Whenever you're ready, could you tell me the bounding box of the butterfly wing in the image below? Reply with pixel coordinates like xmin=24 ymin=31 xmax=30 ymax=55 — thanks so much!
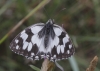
xmin=46 ymin=24 xmax=75 ymax=61
xmin=10 ymin=23 xmax=46 ymax=60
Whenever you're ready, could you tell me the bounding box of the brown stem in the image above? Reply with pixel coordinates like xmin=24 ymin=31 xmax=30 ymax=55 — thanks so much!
xmin=86 ymin=56 xmax=98 ymax=71
xmin=40 ymin=59 xmax=55 ymax=71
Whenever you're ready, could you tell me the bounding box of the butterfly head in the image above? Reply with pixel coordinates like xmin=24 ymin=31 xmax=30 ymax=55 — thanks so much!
xmin=44 ymin=19 xmax=55 ymax=30
xmin=46 ymin=19 xmax=55 ymax=25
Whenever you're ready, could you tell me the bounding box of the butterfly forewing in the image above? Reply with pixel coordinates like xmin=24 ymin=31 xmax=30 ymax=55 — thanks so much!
xmin=10 ymin=20 xmax=75 ymax=61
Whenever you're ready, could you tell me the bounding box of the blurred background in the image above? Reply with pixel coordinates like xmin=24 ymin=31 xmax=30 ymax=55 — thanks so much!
xmin=0 ymin=0 xmax=100 ymax=71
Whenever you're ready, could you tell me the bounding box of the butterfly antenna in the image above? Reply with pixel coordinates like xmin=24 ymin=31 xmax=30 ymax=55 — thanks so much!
xmin=54 ymin=8 xmax=66 ymax=21
xmin=62 ymin=24 xmax=64 ymax=27
xmin=52 ymin=19 xmax=55 ymax=24
xmin=43 ymin=7 xmax=51 ymax=20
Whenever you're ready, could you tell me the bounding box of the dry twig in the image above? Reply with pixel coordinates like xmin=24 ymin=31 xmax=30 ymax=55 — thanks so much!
xmin=86 ymin=56 xmax=98 ymax=71
xmin=41 ymin=59 xmax=55 ymax=71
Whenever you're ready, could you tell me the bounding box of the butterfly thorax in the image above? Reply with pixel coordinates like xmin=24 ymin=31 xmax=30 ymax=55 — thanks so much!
xmin=38 ymin=20 xmax=55 ymax=48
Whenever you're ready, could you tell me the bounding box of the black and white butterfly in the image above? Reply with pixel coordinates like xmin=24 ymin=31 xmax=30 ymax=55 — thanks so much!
xmin=10 ymin=19 xmax=75 ymax=61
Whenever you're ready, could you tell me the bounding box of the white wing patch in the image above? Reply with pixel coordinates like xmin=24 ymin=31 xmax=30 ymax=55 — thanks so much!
xmin=53 ymin=27 xmax=62 ymax=36
xmin=23 ymin=42 xmax=28 ymax=50
xmin=46 ymin=36 xmax=59 ymax=53
xmin=27 ymin=42 xmax=32 ymax=52
xmin=31 ymin=26 xmax=43 ymax=34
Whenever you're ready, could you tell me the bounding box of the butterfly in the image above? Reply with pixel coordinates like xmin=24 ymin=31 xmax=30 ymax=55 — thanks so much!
xmin=10 ymin=19 xmax=75 ymax=61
